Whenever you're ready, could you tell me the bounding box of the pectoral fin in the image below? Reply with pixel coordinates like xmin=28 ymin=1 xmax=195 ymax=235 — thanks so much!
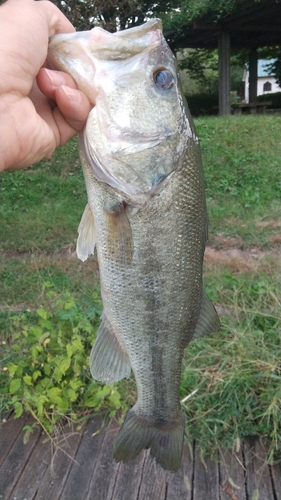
xmin=191 ymin=290 xmax=220 ymax=342
xmin=76 ymin=203 xmax=96 ymax=262
xmin=90 ymin=314 xmax=131 ymax=384
xmin=104 ymin=201 xmax=133 ymax=265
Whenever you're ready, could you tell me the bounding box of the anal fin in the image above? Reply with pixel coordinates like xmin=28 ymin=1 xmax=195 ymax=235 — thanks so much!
xmin=90 ymin=314 xmax=131 ymax=384
xmin=76 ymin=203 xmax=96 ymax=262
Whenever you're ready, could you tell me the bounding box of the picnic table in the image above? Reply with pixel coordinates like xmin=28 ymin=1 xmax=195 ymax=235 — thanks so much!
xmin=232 ymin=101 xmax=272 ymax=114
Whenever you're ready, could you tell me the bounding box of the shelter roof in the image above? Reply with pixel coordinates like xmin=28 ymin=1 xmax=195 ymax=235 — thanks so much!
xmin=166 ymin=0 xmax=281 ymax=50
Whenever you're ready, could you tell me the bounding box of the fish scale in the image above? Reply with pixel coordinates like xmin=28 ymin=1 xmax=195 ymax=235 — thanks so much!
xmin=48 ymin=18 xmax=220 ymax=473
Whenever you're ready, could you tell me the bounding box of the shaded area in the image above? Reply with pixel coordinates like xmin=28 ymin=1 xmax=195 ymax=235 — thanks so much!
xmin=166 ymin=0 xmax=281 ymax=115
xmin=167 ymin=0 xmax=281 ymax=50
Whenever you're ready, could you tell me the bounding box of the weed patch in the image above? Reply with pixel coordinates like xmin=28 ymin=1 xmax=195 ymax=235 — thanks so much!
xmin=0 ymin=286 xmax=129 ymax=432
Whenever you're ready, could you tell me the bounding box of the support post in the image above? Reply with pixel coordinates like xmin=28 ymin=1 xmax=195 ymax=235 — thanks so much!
xmin=249 ymin=49 xmax=258 ymax=103
xmin=218 ymin=32 xmax=231 ymax=116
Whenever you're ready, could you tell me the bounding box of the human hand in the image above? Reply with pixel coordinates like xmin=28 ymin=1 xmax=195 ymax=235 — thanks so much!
xmin=0 ymin=0 xmax=91 ymax=171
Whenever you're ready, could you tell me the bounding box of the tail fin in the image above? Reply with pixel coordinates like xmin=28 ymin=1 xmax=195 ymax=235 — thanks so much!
xmin=113 ymin=408 xmax=185 ymax=473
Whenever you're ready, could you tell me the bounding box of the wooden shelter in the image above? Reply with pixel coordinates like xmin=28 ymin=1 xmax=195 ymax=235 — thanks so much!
xmin=166 ymin=0 xmax=281 ymax=115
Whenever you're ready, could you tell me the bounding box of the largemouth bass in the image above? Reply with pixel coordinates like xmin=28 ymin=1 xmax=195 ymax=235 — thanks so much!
xmin=48 ymin=19 xmax=220 ymax=473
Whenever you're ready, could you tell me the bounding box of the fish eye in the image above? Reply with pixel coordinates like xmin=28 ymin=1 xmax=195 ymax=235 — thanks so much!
xmin=153 ymin=69 xmax=174 ymax=90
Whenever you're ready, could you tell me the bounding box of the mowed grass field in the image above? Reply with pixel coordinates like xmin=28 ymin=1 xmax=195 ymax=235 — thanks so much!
xmin=0 ymin=115 xmax=280 ymax=459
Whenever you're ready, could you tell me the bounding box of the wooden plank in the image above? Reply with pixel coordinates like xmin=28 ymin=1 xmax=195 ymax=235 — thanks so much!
xmin=7 ymin=430 xmax=51 ymax=500
xmin=270 ymin=461 xmax=281 ymax=500
xmin=0 ymin=414 xmax=28 ymax=467
xmin=193 ymin=443 xmax=219 ymax=500
xmin=244 ymin=437 xmax=275 ymax=500
xmin=0 ymin=417 xmax=41 ymax=499
xmin=109 ymin=450 xmax=146 ymax=500
xmin=34 ymin=422 xmax=85 ymax=500
xmin=84 ymin=420 xmax=120 ymax=500
xmin=58 ymin=417 xmax=106 ymax=500
xmin=137 ymin=451 xmax=168 ymax=500
xmin=165 ymin=443 xmax=193 ymax=500
xmin=219 ymin=447 xmax=247 ymax=500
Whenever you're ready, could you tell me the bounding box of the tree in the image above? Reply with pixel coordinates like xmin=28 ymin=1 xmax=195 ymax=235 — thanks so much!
xmin=272 ymin=58 xmax=281 ymax=87
xmin=46 ymin=0 xmax=179 ymax=32
xmin=264 ymin=58 xmax=281 ymax=88
xmin=178 ymin=48 xmax=219 ymax=93
xmin=154 ymin=0 xmax=237 ymax=40
xmin=38 ymin=0 xmax=238 ymax=33
xmin=45 ymin=0 xmax=144 ymax=31
xmin=178 ymin=48 xmax=245 ymax=96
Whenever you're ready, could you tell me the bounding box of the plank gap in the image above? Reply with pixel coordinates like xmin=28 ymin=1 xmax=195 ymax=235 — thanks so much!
xmin=33 ymin=421 xmax=85 ymax=500
xmin=0 ymin=414 xmax=29 ymax=468
xmin=243 ymin=437 xmax=275 ymax=500
xmin=58 ymin=417 xmax=106 ymax=500
xmin=10 ymin=426 xmax=43 ymax=497
xmin=269 ymin=463 xmax=280 ymax=500
xmin=135 ymin=449 xmax=148 ymax=500
xmin=1 ymin=418 xmax=42 ymax=499
xmin=191 ymin=440 xmax=196 ymax=500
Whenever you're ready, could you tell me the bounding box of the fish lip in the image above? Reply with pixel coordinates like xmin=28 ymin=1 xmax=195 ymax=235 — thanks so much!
xmin=48 ymin=31 xmax=90 ymax=46
xmin=49 ymin=18 xmax=163 ymax=61
xmin=49 ymin=18 xmax=163 ymax=45
xmin=113 ymin=18 xmax=162 ymax=38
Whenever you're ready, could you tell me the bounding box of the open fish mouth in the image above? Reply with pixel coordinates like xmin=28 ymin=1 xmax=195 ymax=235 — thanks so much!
xmin=48 ymin=19 xmax=164 ymax=104
xmin=49 ymin=18 xmax=186 ymax=202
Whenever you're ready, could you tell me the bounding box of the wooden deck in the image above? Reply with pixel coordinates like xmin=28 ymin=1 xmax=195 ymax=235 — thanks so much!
xmin=0 ymin=412 xmax=280 ymax=500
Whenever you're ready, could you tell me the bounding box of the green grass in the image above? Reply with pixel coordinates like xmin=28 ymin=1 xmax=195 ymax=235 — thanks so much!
xmin=197 ymin=115 xmax=281 ymax=246
xmin=182 ymin=270 xmax=281 ymax=459
xmin=0 ymin=139 xmax=86 ymax=253
xmin=0 ymin=115 xmax=280 ymax=460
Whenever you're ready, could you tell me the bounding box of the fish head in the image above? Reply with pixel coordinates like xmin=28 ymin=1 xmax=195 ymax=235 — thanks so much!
xmin=48 ymin=19 xmax=197 ymax=202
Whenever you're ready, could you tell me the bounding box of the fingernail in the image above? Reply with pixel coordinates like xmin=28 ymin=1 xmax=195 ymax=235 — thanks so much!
xmin=61 ymin=85 xmax=81 ymax=103
xmin=44 ymin=68 xmax=64 ymax=87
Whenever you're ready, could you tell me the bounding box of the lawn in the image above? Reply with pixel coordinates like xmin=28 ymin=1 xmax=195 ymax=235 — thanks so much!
xmin=0 ymin=115 xmax=280 ymax=459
